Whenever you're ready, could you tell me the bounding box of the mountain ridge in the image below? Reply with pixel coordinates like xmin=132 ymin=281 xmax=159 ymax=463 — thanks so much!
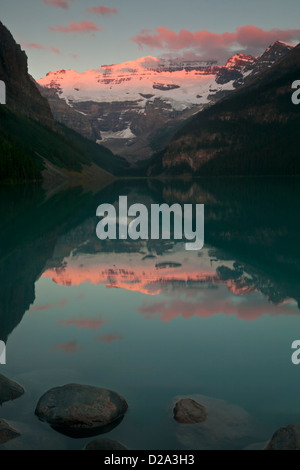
xmin=36 ymin=41 xmax=295 ymax=161
xmin=0 ymin=21 xmax=55 ymax=129
xmin=147 ymin=43 xmax=300 ymax=176
xmin=0 ymin=21 xmax=128 ymax=182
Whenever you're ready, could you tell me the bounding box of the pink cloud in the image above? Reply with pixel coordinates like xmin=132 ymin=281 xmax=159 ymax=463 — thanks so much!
xmin=20 ymin=42 xmax=61 ymax=54
xmin=86 ymin=5 xmax=118 ymax=15
xmin=43 ymin=0 xmax=74 ymax=9
xmin=138 ymin=298 xmax=297 ymax=323
xmin=51 ymin=47 xmax=61 ymax=54
xmin=58 ymin=315 xmax=107 ymax=330
xmin=29 ymin=299 xmax=66 ymax=312
xmin=96 ymin=334 xmax=124 ymax=343
xmin=52 ymin=340 xmax=81 ymax=354
xmin=20 ymin=42 xmax=45 ymax=50
xmin=29 ymin=303 xmax=52 ymax=311
xmin=48 ymin=21 xmax=104 ymax=34
xmin=131 ymin=25 xmax=300 ymax=56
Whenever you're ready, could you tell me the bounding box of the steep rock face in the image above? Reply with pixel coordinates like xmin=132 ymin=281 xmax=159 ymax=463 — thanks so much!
xmin=37 ymin=84 xmax=100 ymax=141
xmin=245 ymin=40 xmax=295 ymax=77
xmin=148 ymin=43 xmax=300 ymax=176
xmin=215 ymin=54 xmax=255 ymax=85
xmin=0 ymin=21 xmax=54 ymax=128
xmin=0 ymin=22 xmax=127 ymax=179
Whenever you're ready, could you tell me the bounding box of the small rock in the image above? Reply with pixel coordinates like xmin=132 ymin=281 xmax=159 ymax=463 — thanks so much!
xmin=85 ymin=438 xmax=128 ymax=450
xmin=173 ymin=398 xmax=207 ymax=424
xmin=172 ymin=394 xmax=259 ymax=450
xmin=0 ymin=419 xmax=21 ymax=444
xmin=35 ymin=383 xmax=128 ymax=438
xmin=265 ymin=424 xmax=300 ymax=450
xmin=0 ymin=374 xmax=25 ymax=404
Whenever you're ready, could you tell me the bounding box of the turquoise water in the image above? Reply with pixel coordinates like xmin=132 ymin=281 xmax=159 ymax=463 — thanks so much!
xmin=0 ymin=178 xmax=299 ymax=450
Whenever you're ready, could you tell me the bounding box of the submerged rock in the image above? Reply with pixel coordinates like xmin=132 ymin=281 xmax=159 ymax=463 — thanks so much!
xmin=0 ymin=374 xmax=25 ymax=404
xmin=173 ymin=398 xmax=207 ymax=424
xmin=35 ymin=383 xmax=128 ymax=438
xmin=265 ymin=424 xmax=300 ymax=450
xmin=171 ymin=394 xmax=261 ymax=450
xmin=0 ymin=419 xmax=20 ymax=444
xmin=85 ymin=438 xmax=128 ymax=450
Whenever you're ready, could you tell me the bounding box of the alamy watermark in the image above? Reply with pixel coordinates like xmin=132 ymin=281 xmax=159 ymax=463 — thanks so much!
xmin=291 ymin=80 xmax=300 ymax=105
xmin=0 ymin=80 xmax=6 ymax=105
xmin=96 ymin=196 xmax=204 ymax=251
xmin=0 ymin=341 xmax=6 ymax=365
xmin=291 ymin=340 xmax=300 ymax=365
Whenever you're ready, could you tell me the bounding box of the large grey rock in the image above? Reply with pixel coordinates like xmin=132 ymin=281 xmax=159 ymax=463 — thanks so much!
xmin=0 ymin=419 xmax=20 ymax=444
xmin=173 ymin=398 xmax=207 ymax=424
xmin=0 ymin=374 xmax=25 ymax=404
xmin=265 ymin=424 xmax=300 ymax=450
xmin=35 ymin=384 xmax=128 ymax=438
xmin=85 ymin=438 xmax=128 ymax=450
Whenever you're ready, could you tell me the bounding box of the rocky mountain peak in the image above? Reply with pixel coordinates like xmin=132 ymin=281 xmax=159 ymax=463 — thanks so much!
xmin=225 ymin=53 xmax=256 ymax=69
xmin=243 ymin=40 xmax=295 ymax=78
xmin=265 ymin=40 xmax=295 ymax=54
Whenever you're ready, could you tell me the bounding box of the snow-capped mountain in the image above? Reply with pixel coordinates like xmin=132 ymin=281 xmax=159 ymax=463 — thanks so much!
xmin=37 ymin=41 xmax=294 ymax=161
xmin=38 ymin=56 xmax=240 ymax=108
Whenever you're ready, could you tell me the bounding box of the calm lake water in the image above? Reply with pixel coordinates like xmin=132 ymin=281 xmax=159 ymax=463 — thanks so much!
xmin=0 ymin=177 xmax=299 ymax=450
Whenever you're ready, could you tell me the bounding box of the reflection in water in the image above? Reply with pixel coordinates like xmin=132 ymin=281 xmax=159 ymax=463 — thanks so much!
xmin=51 ymin=340 xmax=82 ymax=355
xmin=42 ymin=246 xmax=297 ymax=321
xmin=0 ymin=177 xmax=299 ymax=449
xmin=0 ymin=185 xmax=97 ymax=343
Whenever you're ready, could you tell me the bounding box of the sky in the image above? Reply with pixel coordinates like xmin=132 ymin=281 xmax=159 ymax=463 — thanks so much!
xmin=1 ymin=0 xmax=300 ymax=78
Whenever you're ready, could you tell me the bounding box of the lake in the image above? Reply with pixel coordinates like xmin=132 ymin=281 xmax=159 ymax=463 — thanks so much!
xmin=0 ymin=177 xmax=299 ymax=450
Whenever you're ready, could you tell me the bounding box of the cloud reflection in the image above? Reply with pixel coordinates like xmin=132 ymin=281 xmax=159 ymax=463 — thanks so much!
xmin=58 ymin=315 xmax=106 ymax=330
xmin=51 ymin=340 xmax=82 ymax=354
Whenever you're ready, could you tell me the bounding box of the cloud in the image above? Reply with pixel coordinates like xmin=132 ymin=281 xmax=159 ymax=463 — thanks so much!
xmin=58 ymin=315 xmax=107 ymax=330
xmin=48 ymin=21 xmax=104 ymax=34
xmin=96 ymin=334 xmax=124 ymax=343
xmin=131 ymin=25 xmax=300 ymax=61
xmin=137 ymin=298 xmax=297 ymax=322
xmin=86 ymin=5 xmax=118 ymax=15
xmin=52 ymin=340 xmax=81 ymax=354
xmin=43 ymin=0 xmax=75 ymax=9
xmin=29 ymin=299 xmax=66 ymax=312
xmin=20 ymin=42 xmax=45 ymax=50
xmin=51 ymin=47 xmax=61 ymax=54
xmin=20 ymin=41 xmax=61 ymax=54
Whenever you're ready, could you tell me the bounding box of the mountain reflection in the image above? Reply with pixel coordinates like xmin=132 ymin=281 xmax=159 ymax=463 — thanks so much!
xmin=0 ymin=177 xmax=299 ymax=343
xmin=42 ymin=245 xmax=297 ymax=322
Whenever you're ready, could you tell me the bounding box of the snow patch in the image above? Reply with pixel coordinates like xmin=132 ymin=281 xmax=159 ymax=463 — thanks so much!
xmin=99 ymin=127 xmax=136 ymax=141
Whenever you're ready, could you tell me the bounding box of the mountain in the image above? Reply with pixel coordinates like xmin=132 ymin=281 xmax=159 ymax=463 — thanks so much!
xmin=224 ymin=40 xmax=295 ymax=88
xmin=37 ymin=42 xmax=293 ymax=162
xmin=0 ymin=21 xmax=128 ymax=182
xmin=0 ymin=21 xmax=54 ymax=128
xmin=147 ymin=43 xmax=300 ymax=176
